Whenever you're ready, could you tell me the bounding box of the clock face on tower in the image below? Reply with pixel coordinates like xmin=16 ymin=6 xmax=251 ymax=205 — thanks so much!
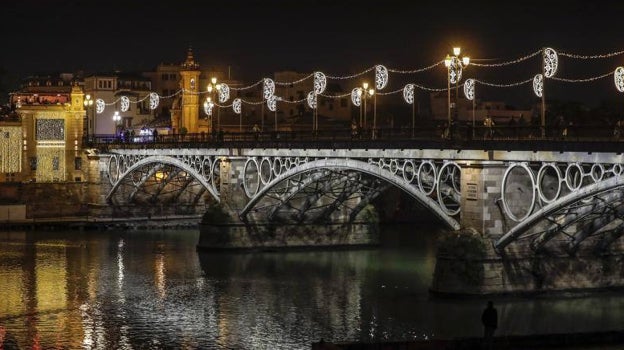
xmin=190 ymin=78 xmax=196 ymax=90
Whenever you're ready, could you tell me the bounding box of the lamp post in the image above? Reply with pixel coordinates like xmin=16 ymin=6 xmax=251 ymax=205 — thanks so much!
xmin=207 ymin=77 xmax=222 ymax=131
xmin=444 ymin=47 xmax=470 ymax=140
xmin=361 ymin=82 xmax=375 ymax=131
xmin=83 ymin=94 xmax=93 ymax=142
xmin=113 ymin=111 xmax=121 ymax=140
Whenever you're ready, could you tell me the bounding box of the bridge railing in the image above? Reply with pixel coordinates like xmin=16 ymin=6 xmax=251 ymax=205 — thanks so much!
xmin=85 ymin=123 xmax=624 ymax=152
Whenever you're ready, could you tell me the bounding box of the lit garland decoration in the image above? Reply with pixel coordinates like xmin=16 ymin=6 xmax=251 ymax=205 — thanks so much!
xmin=96 ymin=99 xmax=105 ymax=114
xmin=615 ymin=67 xmax=624 ymax=93
xmin=267 ymin=95 xmax=277 ymax=112
xmin=120 ymin=96 xmax=130 ymax=112
xmin=314 ymin=72 xmax=327 ymax=94
xmin=276 ymin=73 xmax=313 ymax=86
xmin=219 ymin=83 xmax=230 ymax=103
xmin=327 ymin=66 xmax=375 ymax=80
xmin=375 ymin=65 xmax=388 ymax=90
xmin=203 ymin=99 xmax=214 ymax=116
xmin=474 ymin=78 xmax=533 ymax=87
xmin=464 ymin=79 xmax=475 ymax=100
xmin=403 ymin=84 xmax=415 ymax=104
xmin=543 ymin=48 xmax=558 ymax=78
xmin=559 ymin=50 xmax=624 ymax=59
xmin=550 ymin=71 xmax=612 ymax=83
xmin=307 ymin=91 xmax=317 ymax=109
xmin=351 ymin=88 xmax=362 ymax=107
xmin=263 ymin=78 xmax=275 ymax=100
xmin=469 ymin=50 xmax=541 ymax=67
xmin=533 ymin=74 xmax=544 ymax=97
xmin=233 ymin=98 xmax=242 ymax=114
xmin=449 ymin=57 xmax=462 ymax=84
xmin=388 ymin=61 xmax=443 ymax=73
xmin=149 ymin=92 xmax=159 ymax=110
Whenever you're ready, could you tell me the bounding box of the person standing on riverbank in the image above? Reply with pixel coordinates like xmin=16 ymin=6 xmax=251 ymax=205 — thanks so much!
xmin=481 ymin=300 xmax=498 ymax=350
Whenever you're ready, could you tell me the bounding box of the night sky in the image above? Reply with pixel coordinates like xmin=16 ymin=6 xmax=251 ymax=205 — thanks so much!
xmin=2 ymin=0 xmax=624 ymax=108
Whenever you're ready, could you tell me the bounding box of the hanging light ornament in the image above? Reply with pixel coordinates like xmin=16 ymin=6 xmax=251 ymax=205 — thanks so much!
xmin=351 ymin=88 xmax=362 ymax=107
xmin=267 ymin=95 xmax=277 ymax=112
xmin=203 ymin=99 xmax=214 ymax=116
xmin=314 ymin=72 xmax=327 ymax=94
xmin=219 ymin=83 xmax=230 ymax=103
xmin=543 ymin=47 xmax=558 ymax=78
xmin=96 ymin=99 xmax=105 ymax=114
xmin=449 ymin=57 xmax=462 ymax=84
xmin=375 ymin=65 xmax=388 ymax=90
xmin=307 ymin=91 xmax=317 ymax=109
xmin=233 ymin=98 xmax=242 ymax=114
xmin=463 ymin=79 xmax=475 ymax=100
xmin=533 ymin=74 xmax=544 ymax=97
xmin=403 ymin=84 xmax=415 ymax=104
xmin=614 ymin=67 xmax=624 ymax=93
xmin=120 ymin=96 xmax=130 ymax=112
xmin=149 ymin=92 xmax=159 ymax=110
xmin=263 ymin=78 xmax=275 ymax=100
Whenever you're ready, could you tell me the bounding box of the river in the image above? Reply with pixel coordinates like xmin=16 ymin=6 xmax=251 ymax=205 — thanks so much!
xmin=1 ymin=224 xmax=623 ymax=349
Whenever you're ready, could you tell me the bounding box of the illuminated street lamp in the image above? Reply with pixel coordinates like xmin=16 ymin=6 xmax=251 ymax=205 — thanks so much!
xmin=83 ymin=94 xmax=94 ymax=141
xmin=361 ymin=82 xmax=375 ymax=130
xmin=444 ymin=47 xmax=469 ymax=139
xmin=112 ymin=111 xmax=122 ymax=139
xmin=207 ymin=77 xmax=222 ymax=130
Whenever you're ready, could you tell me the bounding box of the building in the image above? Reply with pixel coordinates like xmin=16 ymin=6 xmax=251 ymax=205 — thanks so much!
xmin=7 ymin=74 xmax=86 ymax=182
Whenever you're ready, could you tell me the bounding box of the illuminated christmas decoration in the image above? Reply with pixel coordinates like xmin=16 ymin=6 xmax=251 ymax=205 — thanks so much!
xmin=267 ymin=95 xmax=277 ymax=112
xmin=263 ymin=78 xmax=275 ymax=100
xmin=403 ymin=84 xmax=415 ymax=104
xmin=543 ymin=47 xmax=558 ymax=78
xmin=615 ymin=67 xmax=624 ymax=92
xmin=351 ymin=88 xmax=362 ymax=107
xmin=219 ymin=83 xmax=230 ymax=103
xmin=203 ymin=99 xmax=214 ymax=116
xmin=307 ymin=91 xmax=317 ymax=109
xmin=120 ymin=96 xmax=130 ymax=112
xmin=149 ymin=92 xmax=159 ymax=110
xmin=96 ymin=99 xmax=105 ymax=114
xmin=375 ymin=65 xmax=388 ymax=90
xmin=533 ymin=74 xmax=543 ymax=97
xmin=464 ymin=79 xmax=475 ymax=100
xmin=233 ymin=98 xmax=242 ymax=114
xmin=314 ymin=72 xmax=327 ymax=94
xmin=449 ymin=57 xmax=462 ymax=84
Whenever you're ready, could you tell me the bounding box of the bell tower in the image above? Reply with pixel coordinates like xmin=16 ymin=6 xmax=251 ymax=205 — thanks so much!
xmin=178 ymin=47 xmax=201 ymax=134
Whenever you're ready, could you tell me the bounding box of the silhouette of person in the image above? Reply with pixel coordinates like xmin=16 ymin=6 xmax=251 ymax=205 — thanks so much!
xmin=481 ymin=300 xmax=498 ymax=350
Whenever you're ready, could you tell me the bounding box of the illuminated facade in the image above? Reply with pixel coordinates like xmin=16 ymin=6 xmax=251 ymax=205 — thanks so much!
xmin=8 ymin=76 xmax=86 ymax=182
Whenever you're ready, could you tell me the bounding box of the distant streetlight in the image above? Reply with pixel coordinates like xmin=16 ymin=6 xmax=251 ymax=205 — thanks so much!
xmin=444 ymin=47 xmax=470 ymax=139
xmin=83 ymin=93 xmax=94 ymax=141
xmin=112 ymin=111 xmax=122 ymax=138
xmin=207 ymin=77 xmax=222 ymax=130
xmin=360 ymin=82 xmax=375 ymax=130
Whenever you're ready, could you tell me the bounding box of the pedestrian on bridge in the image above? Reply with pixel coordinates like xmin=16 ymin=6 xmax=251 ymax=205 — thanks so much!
xmin=483 ymin=115 xmax=494 ymax=139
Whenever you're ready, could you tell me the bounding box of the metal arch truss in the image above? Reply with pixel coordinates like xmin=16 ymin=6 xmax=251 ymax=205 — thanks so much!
xmin=105 ymin=153 xmax=221 ymax=206
xmin=239 ymin=156 xmax=462 ymax=230
xmin=496 ymin=161 xmax=624 ymax=253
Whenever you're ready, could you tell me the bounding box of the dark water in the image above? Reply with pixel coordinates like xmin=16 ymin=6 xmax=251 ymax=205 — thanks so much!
xmin=1 ymin=224 xmax=624 ymax=349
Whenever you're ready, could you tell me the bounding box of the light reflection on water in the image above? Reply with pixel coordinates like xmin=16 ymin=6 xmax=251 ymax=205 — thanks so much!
xmin=0 ymin=225 xmax=624 ymax=349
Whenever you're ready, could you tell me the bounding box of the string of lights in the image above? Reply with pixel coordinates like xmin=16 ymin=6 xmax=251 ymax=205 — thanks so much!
xmin=229 ymin=79 xmax=263 ymax=91
xmin=559 ymin=50 xmax=624 ymax=59
xmin=275 ymin=73 xmax=313 ymax=86
xmin=376 ymin=88 xmax=403 ymax=96
xmin=387 ymin=61 xmax=443 ymax=73
xmin=550 ymin=71 xmax=613 ymax=83
xmin=326 ymin=66 xmax=375 ymax=80
xmin=319 ymin=92 xmax=351 ymax=99
xmin=474 ymin=78 xmax=533 ymax=87
xmin=469 ymin=50 xmax=541 ymax=67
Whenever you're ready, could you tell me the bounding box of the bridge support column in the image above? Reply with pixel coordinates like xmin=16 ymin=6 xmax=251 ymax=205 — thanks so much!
xmin=459 ymin=162 xmax=507 ymax=237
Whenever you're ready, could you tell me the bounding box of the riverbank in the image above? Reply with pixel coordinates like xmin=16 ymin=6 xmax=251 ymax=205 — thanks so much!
xmin=0 ymin=214 xmax=201 ymax=231
xmin=311 ymin=329 xmax=624 ymax=349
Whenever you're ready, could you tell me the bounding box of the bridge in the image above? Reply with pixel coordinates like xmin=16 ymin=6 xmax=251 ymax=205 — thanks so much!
xmin=89 ymin=127 xmax=624 ymax=256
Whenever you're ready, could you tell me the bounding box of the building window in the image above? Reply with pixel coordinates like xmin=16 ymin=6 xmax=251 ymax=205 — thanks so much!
xmin=74 ymin=157 xmax=82 ymax=170
xmin=30 ymin=157 xmax=37 ymax=170
xmin=52 ymin=157 xmax=59 ymax=171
